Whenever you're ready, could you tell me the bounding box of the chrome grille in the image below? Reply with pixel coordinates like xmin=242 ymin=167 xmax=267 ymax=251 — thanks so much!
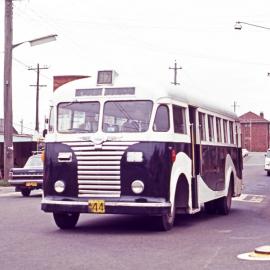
xmin=64 ymin=141 xmax=137 ymax=198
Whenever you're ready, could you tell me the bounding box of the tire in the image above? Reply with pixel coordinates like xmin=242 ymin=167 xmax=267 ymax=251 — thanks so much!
xmin=21 ymin=189 xmax=31 ymax=197
xmin=216 ymin=181 xmax=233 ymax=215
xmin=267 ymin=171 xmax=270 ymax=176
xmin=154 ymin=205 xmax=176 ymax=231
xmin=204 ymin=200 xmax=217 ymax=214
xmin=53 ymin=212 xmax=80 ymax=230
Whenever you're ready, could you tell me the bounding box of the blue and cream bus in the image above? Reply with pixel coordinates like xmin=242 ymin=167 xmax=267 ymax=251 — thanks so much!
xmin=41 ymin=70 xmax=243 ymax=231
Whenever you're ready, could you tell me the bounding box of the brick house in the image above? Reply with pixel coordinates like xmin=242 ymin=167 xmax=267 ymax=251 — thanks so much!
xmin=239 ymin=111 xmax=270 ymax=152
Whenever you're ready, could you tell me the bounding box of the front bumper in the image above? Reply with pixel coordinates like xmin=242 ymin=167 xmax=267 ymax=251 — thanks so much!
xmin=41 ymin=196 xmax=171 ymax=215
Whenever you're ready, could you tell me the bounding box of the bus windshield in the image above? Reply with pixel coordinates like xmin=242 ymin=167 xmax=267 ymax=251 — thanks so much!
xmin=103 ymin=101 xmax=153 ymax=133
xmin=58 ymin=102 xmax=100 ymax=133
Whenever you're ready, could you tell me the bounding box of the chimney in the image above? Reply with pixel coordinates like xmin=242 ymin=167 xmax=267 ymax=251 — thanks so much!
xmin=260 ymin=112 xmax=264 ymax=119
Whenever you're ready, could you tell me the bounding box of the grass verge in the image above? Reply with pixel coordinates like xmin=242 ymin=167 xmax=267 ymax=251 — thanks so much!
xmin=0 ymin=180 xmax=10 ymax=187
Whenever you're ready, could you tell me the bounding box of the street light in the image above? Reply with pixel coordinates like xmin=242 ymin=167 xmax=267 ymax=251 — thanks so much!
xmin=12 ymin=34 xmax=58 ymax=48
xmin=234 ymin=21 xmax=270 ymax=31
xmin=3 ymin=1 xmax=57 ymax=183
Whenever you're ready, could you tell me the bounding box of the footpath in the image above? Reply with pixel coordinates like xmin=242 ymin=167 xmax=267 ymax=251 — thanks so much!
xmin=0 ymin=185 xmax=15 ymax=195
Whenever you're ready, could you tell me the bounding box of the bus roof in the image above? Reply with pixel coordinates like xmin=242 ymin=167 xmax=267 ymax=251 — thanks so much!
xmin=51 ymin=74 xmax=238 ymax=120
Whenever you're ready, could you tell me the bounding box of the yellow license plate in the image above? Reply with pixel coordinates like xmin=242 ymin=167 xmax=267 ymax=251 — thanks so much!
xmin=26 ymin=182 xmax=38 ymax=187
xmin=88 ymin=200 xmax=105 ymax=214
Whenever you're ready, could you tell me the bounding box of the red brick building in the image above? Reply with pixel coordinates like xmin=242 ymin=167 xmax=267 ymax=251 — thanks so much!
xmin=239 ymin=111 xmax=270 ymax=152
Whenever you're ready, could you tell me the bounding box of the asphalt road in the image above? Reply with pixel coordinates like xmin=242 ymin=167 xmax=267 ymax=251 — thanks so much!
xmin=0 ymin=152 xmax=270 ymax=270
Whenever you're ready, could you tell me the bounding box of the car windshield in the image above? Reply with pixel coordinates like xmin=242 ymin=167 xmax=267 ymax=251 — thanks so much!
xmin=57 ymin=102 xmax=100 ymax=133
xmin=24 ymin=155 xmax=43 ymax=168
xmin=266 ymin=151 xmax=270 ymax=158
xmin=102 ymin=101 xmax=153 ymax=132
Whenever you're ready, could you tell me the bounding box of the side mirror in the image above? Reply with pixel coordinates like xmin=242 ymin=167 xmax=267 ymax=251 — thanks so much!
xmin=42 ymin=129 xmax=48 ymax=138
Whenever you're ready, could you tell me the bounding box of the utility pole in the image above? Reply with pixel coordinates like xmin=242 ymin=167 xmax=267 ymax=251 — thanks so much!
xmin=169 ymin=60 xmax=182 ymax=85
xmin=231 ymin=101 xmax=239 ymax=113
xmin=3 ymin=0 xmax=13 ymax=183
xmin=28 ymin=64 xmax=48 ymax=133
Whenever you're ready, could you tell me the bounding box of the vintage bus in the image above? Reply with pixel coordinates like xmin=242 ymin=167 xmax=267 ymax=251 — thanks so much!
xmin=41 ymin=70 xmax=243 ymax=231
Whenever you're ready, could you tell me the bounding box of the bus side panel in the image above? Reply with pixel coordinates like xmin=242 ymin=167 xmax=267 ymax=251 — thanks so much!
xmin=120 ymin=142 xmax=191 ymax=200
xmin=200 ymin=145 xmax=241 ymax=191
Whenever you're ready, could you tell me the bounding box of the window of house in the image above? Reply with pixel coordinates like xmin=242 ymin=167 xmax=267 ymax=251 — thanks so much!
xmin=153 ymin=105 xmax=170 ymax=132
xmin=208 ymin=115 xmax=215 ymax=142
xmin=223 ymin=119 xmax=228 ymax=143
xmin=198 ymin=112 xmax=206 ymax=141
xmin=216 ymin=117 xmax=222 ymax=142
xmin=172 ymin=105 xmax=187 ymax=134
xmin=229 ymin=121 xmax=234 ymax=144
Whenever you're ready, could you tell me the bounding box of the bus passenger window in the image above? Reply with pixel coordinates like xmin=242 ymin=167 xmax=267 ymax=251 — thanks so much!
xmin=198 ymin=112 xmax=206 ymax=141
xmin=173 ymin=105 xmax=186 ymax=134
xmin=223 ymin=120 xmax=228 ymax=143
xmin=208 ymin=115 xmax=215 ymax=142
xmin=216 ymin=117 xmax=222 ymax=142
xmin=153 ymin=105 xmax=170 ymax=132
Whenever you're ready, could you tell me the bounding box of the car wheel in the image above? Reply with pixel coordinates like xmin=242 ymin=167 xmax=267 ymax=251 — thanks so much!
xmin=267 ymin=171 xmax=270 ymax=176
xmin=53 ymin=212 xmax=80 ymax=230
xmin=21 ymin=188 xmax=31 ymax=197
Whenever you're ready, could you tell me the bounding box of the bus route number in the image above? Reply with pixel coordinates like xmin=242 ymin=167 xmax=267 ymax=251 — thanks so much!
xmin=88 ymin=200 xmax=105 ymax=214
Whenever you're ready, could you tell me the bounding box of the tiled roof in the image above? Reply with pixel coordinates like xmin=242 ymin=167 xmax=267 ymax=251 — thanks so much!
xmin=239 ymin=111 xmax=269 ymax=123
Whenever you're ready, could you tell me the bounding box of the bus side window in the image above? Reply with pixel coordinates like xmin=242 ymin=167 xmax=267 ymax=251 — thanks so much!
xmin=172 ymin=105 xmax=187 ymax=134
xmin=208 ymin=115 xmax=215 ymax=142
xmin=153 ymin=105 xmax=170 ymax=132
xmin=198 ymin=112 xmax=206 ymax=141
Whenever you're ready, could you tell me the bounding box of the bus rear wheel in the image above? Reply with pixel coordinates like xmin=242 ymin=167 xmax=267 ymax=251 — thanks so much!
xmin=53 ymin=212 xmax=80 ymax=230
xmin=216 ymin=181 xmax=233 ymax=215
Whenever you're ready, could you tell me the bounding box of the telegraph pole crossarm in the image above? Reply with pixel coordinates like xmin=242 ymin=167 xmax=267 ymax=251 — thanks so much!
xmin=169 ymin=60 xmax=182 ymax=85
xmin=28 ymin=64 xmax=48 ymax=133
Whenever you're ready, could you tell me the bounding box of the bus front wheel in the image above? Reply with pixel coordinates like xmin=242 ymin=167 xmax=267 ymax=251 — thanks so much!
xmin=154 ymin=206 xmax=176 ymax=231
xmin=53 ymin=212 xmax=80 ymax=230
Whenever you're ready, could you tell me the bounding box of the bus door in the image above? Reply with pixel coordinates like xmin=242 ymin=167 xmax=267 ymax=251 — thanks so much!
xmin=188 ymin=106 xmax=200 ymax=209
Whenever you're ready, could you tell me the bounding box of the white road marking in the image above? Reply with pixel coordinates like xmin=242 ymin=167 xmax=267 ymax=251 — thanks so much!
xmin=233 ymin=193 xmax=265 ymax=203
xmin=237 ymin=252 xmax=270 ymax=261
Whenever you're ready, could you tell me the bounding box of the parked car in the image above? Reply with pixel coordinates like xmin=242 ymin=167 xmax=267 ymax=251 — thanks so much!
xmin=265 ymin=149 xmax=270 ymax=176
xmin=9 ymin=153 xmax=43 ymax=197
xmin=242 ymin=148 xmax=249 ymax=158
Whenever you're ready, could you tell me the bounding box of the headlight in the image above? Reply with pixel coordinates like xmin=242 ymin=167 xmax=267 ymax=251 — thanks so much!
xmin=54 ymin=180 xmax=65 ymax=193
xmin=127 ymin=152 xmax=143 ymax=162
xmin=131 ymin=180 xmax=144 ymax=194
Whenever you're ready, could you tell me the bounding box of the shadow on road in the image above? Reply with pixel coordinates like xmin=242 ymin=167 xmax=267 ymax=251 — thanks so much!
xmin=50 ymin=208 xmax=242 ymax=235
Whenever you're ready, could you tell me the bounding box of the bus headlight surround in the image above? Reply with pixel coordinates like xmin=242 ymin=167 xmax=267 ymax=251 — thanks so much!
xmin=54 ymin=180 xmax=65 ymax=193
xmin=131 ymin=180 xmax=144 ymax=194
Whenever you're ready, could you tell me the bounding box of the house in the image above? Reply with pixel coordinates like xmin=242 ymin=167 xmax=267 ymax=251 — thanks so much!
xmin=0 ymin=119 xmax=37 ymax=178
xmin=239 ymin=111 xmax=270 ymax=152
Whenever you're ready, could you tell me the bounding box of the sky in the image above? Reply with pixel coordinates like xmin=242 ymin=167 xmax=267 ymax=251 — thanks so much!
xmin=1 ymin=0 xmax=270 ymax=134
